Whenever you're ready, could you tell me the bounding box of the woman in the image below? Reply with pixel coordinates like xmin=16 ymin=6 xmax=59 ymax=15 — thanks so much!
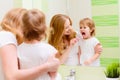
xmin=48 ymin=14 xmax=80 ymax=65
xmin=0 ymin=8 xmax=60 ymax=80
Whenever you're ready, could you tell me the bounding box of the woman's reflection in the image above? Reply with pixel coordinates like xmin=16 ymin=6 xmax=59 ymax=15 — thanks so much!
xmin=48 ymin=14 xmax=80 ymax=66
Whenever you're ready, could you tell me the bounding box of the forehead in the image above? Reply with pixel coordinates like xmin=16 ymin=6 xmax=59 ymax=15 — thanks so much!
xmin=80 ymin=23 xmax=87 ymax=27
xmin=64 ymin=19 xmax=70 ymax=26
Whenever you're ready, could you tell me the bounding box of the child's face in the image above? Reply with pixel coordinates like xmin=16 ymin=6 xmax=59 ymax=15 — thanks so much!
xmin=79 ymin=25 xmax=91 ymax=39
xmin=63 ymin=19 xmax=72 ymax=36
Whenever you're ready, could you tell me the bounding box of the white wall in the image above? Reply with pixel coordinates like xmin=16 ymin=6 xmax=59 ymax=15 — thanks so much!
xmin=0 ymin=0 xmax=13 ymax=21
xmin=68 ymin=0 xmax=92 ymax=31
xmin=46 ymin=0 xmax=67 ymax=26
xmin=0 ymin=0 xmax=92 ymax=31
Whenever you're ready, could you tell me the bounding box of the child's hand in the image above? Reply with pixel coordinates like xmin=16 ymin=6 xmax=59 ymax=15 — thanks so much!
xmin=84 ymin=59 xmax=92 ymax=65
xmin=48 ymin=72 xmax=57 ymax=80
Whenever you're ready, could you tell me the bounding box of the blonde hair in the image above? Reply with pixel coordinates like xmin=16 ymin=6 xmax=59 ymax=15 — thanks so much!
xmin=79 ymin=18 xmax=95 ymax=36
xmin=0 ymin=8 xmax=27 ymax=44
xmin=22 ymin=9 xmax=46 ymax=42
xmin=48 ymin=14 xmax=74 ymax=53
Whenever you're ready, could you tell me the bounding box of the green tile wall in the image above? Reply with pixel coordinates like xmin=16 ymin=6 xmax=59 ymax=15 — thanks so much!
xmin=92 ymin=0 xmax=120 ymax=66
xmin=92 ymin=0 xmax=118 ymax=6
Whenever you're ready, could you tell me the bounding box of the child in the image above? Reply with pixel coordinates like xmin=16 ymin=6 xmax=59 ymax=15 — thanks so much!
xmin=18 ymin=9 xmax=61 ymax=80
xmin=78 ymin=18 xmax=102 ymax=66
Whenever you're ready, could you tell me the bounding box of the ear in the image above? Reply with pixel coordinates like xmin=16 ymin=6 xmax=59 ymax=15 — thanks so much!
xmin=90 ymin=29 xmax=93 ymax=33
xmin=90 ymin=28 xmax=95 ymax=32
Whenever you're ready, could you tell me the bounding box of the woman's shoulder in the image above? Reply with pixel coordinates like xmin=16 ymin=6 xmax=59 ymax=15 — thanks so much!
xmin=0 ymin=31 xmax=17 ymax=47
xmin=0 ymin=31 xmax=14 ymax=36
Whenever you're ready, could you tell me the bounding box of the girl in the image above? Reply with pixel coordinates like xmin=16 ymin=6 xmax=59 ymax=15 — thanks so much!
xmin=18 ymin=9 xmax=61 ymax=80
xmin=79 ymin=18 xmax=102 ymax=66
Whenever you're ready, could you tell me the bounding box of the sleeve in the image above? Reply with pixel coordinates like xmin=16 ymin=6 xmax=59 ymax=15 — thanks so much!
xmin=0 ymin=31 xmax=17 ymax=48
xmin=47 ymin=44 xmax=58 ymax=55
xmin=93 ymin=37 xmax=100 ymax=47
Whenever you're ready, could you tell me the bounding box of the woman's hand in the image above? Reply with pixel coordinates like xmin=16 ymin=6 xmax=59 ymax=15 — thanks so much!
xmin=70 ymin=38 xmax=79 ymax=46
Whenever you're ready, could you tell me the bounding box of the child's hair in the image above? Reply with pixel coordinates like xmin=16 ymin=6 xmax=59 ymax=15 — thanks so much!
xmin=22 ymin=9 xmax=46 ymax=42
xmin=48 ymin=14 xmax=72 ymax=53
xmin=0 ymin=8 xmax=27 ymax=44
xmin=79 ymin=18 xmax=95 ymax=36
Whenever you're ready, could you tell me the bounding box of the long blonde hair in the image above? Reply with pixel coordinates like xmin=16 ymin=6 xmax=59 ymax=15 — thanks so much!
xmin=0 ymin=8 xmax=27 ymax=44
xmin=48 ymin=14 xmax=73 ymax=53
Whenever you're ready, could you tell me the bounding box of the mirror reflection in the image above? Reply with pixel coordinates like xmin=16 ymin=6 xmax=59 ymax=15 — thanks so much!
xmin=13 ymin=0 xmax=120 ymax=67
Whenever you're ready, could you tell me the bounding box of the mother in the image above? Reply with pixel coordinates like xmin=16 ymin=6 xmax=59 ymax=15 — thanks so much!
xmin=0 ymin=8 xmax=60 ymax=80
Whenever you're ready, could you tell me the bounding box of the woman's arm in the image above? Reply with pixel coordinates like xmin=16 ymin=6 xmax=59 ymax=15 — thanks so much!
xmin=58 ymin=38 xmax=79 ymax=64
xmin=77 ymin=46 xmax=81 ymax=65
xmin=0 ymin=44 xmax=60 ymax=80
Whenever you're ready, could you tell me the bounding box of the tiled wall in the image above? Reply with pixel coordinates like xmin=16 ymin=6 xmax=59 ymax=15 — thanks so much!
xmin=91 ymin=0 xmax=120 ymax=66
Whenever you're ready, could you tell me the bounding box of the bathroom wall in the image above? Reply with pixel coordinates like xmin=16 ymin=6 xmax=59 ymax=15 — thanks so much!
xmin=0 ymin=0 xmax=13 ymax=21
xmin=68 ymin=0 xmax=92 ymax=31
xmin=91 ymin=0 xmax=120 ymax=66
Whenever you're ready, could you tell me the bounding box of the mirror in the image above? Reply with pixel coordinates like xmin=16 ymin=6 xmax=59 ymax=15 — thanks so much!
xmin=13 ymin=0 xmax=119 ymax=67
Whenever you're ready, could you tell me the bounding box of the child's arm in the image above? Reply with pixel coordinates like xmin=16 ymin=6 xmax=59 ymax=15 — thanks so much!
xmin=84 ymin=43 xmax=102 ymax=65
xmin=48 ymin=72 xmax=57 ymax=80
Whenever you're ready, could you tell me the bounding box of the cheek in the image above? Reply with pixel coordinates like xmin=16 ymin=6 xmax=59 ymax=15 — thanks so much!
xmin=80 ymin=29 xmax=82 ymax=32
xmin=64 ymin=29 xmax=69 ymax=33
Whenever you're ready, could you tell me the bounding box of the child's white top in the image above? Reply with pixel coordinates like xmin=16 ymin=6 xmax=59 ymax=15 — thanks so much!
xmin=79 ymin=37 xmax=100 ymax=66
xmin=0 ymin=31 xmax=17 ymax=80
xmin=18 ymin=42 xmax=61 ymax=80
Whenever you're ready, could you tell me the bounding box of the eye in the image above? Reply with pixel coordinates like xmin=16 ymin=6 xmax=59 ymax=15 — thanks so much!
xmin=80 ymin=27 xmax=82 ymax=29
xmin=84 ymin=27 xmax=86 ymax=29
xmin=65 ymin=25 xmax=70 ymax=29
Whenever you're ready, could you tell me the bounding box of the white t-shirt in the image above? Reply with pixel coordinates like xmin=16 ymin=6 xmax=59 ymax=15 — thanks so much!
xmin=79 ymin=37 xmax=100 ymax=66
xmin=18 ymin=42 xmax=61 ymax=80
xmin=0 ymin=31 xmax=17 ymax=80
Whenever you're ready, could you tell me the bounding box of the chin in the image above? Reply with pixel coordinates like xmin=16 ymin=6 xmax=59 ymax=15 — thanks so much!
xmin=83 ymin=37 xmax=88 ymax=39
xmin=65 ymin=33 xmax=70 ymax=36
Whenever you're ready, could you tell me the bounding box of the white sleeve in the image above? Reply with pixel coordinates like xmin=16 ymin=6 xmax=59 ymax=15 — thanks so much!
xmin=93 ymin=37 xmax=100 ymax=47
xmin=0 ymin=31 xmax=17 ymax=48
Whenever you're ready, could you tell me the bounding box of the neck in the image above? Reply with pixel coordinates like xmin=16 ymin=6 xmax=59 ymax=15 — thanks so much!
xmin=24 ymin=39 xmax=40 ymax=44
